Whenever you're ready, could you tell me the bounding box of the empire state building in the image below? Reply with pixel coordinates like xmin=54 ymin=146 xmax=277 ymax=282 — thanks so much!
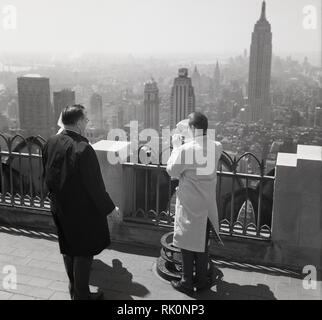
xmin=247 ymin=1 xmax=272 ymax=123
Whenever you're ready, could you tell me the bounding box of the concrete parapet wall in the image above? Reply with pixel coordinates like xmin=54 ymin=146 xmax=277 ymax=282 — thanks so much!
xmin=271 ymin=145 xmax=322 ymax=271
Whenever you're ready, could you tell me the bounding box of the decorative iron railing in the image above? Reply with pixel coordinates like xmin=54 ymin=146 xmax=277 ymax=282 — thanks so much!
xmin=0 ymin=134 xmax=275 ymax=240
xmin=123 ymin=151 xmax=275 ymax=241
xmin=0 ymin=134 xmax=50 ymax=211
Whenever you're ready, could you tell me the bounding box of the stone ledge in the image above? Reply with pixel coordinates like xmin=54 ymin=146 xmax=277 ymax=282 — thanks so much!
xmin=276 ymin=145 xmax=322 ymax=167
xmin=0 ymin=206 xmax=54 ymax=233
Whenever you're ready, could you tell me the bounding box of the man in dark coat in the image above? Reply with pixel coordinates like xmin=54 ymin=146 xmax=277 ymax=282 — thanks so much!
xmin=42 ymin=105 xmax=116 ymax=300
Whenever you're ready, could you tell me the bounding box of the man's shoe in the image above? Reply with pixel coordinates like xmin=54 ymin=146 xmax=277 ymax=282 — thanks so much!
xmin=171 ymin=280 xmax=194 ymax=295
xmin=73 ymin=290 xmax=105 ymax=300
xmin=195 ymin=278 xmax=213 ymax=292
xmin=88 ymin=290 xmax=104 ymax=300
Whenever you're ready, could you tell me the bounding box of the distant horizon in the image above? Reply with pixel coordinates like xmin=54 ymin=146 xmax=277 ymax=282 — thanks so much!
xmin=0 ymin=0 xmax=320 ymax=65
xmin=0 ymin=49 xmax=320 ymax=64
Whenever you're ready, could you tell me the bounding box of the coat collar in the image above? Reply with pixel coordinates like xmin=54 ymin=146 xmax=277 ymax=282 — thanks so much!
xmin=62 ymin=129 xmax=89 ymax=143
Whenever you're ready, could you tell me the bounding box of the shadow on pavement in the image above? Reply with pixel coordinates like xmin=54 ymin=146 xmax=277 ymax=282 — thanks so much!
xmin=109 ymin=242 xmax=160 ymax=258
xmin=0 ymin=224 xmax=58 ymax=242
xmin=193 ymin=268 xmax=277 ymax=300
xmin=90 ymin=259 xmax=150 ymax=300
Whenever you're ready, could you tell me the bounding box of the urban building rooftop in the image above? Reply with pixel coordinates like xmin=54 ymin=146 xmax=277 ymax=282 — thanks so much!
xmin=0 ymin=132 xmax=322 ymax=300
xmin=0 ymin=228 xmax=320 ymax=300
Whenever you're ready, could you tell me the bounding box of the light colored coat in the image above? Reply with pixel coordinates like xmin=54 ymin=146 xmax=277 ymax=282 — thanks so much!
xmin=166 ymin=136 xmax=223 ymax=253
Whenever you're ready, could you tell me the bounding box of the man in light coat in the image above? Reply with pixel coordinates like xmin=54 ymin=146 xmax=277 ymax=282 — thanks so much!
xmin=167 ymin=112 xmax=223 ymax=294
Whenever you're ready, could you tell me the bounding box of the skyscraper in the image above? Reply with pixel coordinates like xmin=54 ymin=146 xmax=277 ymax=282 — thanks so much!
xmin=7 ymin=97 xmax=18 ymax=120
xmin=247 ymin=1 xmax=272 ymax=123
xmin=214 ymin=61 xmax=221 ymax=92
xmin=118 ymin=108 xmax=124 ymax=128
xmin=17 ymin=74 xmax=52 ymax=138
xmin=144 ymin=79 xmax=160 ymax=132
xmin=53 ymin=89 xmax=75 ymax=127
xmin=210 ymin=61 xmax=221 ymax=100
xmin=315 ymin=106 xmax=322 ymax=127
xmin=191 ymin=66 xmax=201 ymax=95
xmin=90 ymin=93 xmax=103 ymax=130
xmin=170 ymin=68 xmax=195 ymax=129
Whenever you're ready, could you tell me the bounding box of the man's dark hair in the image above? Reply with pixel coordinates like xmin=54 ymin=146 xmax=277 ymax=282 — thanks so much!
xmin=62 ymin=105 xmax=86 ymax=126
xmin=188 ymin=112 xmax=208 ymax=136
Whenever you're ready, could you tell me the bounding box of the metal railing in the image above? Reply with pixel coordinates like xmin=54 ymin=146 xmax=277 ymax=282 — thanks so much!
xmin=0 ymin=134 xmax=275 ymax=240
xmin=123 ymin=152 xmax=275 ymax=241
xmin=0 ymin=134 xmax=50 ymax=211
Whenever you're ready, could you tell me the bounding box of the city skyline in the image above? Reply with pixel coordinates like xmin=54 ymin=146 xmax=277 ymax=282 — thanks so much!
xmin=0 ymin=0 xmax=321 ymax=151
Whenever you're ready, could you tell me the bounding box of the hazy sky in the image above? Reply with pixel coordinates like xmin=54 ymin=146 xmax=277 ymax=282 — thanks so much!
xmin=0 ymin=0 xmax=321 ymax=57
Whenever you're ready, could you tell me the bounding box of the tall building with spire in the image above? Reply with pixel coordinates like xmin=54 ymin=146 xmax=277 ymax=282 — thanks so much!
xmin=213 ymin=61 xmax=221 ymax=94
xmin=214 ymin=61 xmax=220 ymax=87
xmin=191 ymin=66 xmax=201 ymax=95
xmin=170 ymin=68 xmax=195 ymax=128
xmin=144 ymin=79 xmax=160 ymax=132
xmin=247 ymin=1 xmax=272 ymax=123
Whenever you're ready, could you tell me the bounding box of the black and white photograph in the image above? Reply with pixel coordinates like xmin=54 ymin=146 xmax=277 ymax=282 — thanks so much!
xmin=0 ymin=0 xmax=321 ymax=306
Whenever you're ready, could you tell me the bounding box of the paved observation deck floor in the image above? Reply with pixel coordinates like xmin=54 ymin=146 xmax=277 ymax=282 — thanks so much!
xmin=0 ymin=226 xmax=321 ymax=300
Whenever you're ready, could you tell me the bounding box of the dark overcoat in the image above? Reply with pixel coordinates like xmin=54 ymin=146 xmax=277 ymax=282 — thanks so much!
xmin=42 ymin=130 xmax=115 ymax=256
